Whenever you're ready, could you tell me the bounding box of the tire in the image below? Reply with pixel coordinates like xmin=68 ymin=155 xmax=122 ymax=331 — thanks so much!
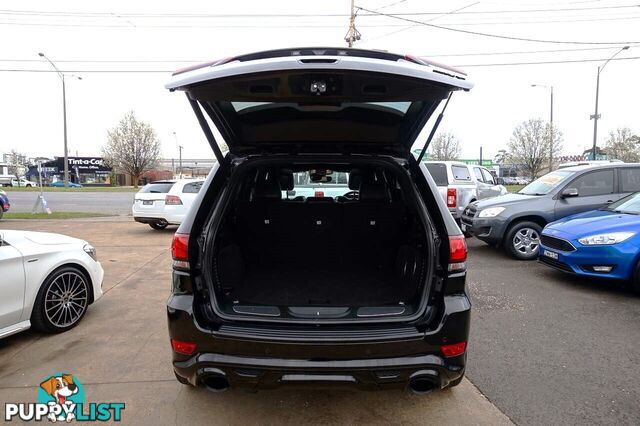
xmin=149 ymin=222 xmax=168 ymax=230
xmin=504 ymin=221 xmax=543 ymax=260
xmin=629 ymin=260 xmax=640 ymax=294
xmin=31 ymin=266 xmax=91 ymax=333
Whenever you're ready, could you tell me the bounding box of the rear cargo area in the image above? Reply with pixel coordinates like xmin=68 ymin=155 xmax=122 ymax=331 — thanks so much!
xmin=210 ymin=163 xmax=430 ymax=315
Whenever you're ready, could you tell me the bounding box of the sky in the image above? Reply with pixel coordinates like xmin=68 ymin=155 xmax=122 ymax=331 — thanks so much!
xmin=1 ymin=0 xmax=639 ymax=163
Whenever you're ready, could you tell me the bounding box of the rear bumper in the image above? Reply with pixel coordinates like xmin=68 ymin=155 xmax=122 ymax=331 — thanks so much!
xmin=173 ymin=352 xmax=465 ymax=391
xmin=167 ymin=293 xmax=470 ymax=392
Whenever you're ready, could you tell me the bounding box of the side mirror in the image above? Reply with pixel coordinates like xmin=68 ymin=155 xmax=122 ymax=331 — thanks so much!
xmin=496 ymin=178 xmax=504 ymax=185
xmin=561 ymin=188 xmax=579 ymax=198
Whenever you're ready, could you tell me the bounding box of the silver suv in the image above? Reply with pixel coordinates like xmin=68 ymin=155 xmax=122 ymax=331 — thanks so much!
xmin=426 ymin=161 xmax=507 ymax=223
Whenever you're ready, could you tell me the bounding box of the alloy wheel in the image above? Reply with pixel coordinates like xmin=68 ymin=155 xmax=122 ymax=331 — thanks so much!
xmin=44 ymin=271 xmax=88 ymax=328
xmin=512 ymin=227 xmax=540 ymax=256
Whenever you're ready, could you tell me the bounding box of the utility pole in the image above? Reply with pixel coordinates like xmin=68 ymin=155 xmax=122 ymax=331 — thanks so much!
xmin=344 ymin=0 xmax=361 ymax=47
xmin=479 ymin=146 xmax=483 ymax=165
xmin=39 ymin=53 xmax=82 ymax=187
xmin=178 ymin=146 xmax=183 ymax=179
xmin=591 ymin=46 xmax=629 ymax=160
xmin=531 ymin=84 xmax=554 ymax=171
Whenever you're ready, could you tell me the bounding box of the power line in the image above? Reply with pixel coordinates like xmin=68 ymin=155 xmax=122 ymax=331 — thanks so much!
xmin=356 ymin=6 xmax=640 ymax=45
xmin=1 ymin=55 xmax=638 ymax=73
xmin=0 ymin=3 xmax=638 ymax=18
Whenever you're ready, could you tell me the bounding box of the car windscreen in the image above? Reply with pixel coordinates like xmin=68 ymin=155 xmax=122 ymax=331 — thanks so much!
xmin=139 ymin=182 xmax=174 ymax=193
xmin=519 ymin=171 xmax=573 ymax=195
xmin=425 ymin=163 xmax=448 ymax=186
xmin=604 ymin=192 xmax=640 ymax=214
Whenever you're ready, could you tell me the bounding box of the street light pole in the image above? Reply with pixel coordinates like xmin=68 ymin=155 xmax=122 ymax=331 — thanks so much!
xmin=38 ymin=52 xmax=81 ymax=187
xmin=590 ymin=46 xmax=629 ymax=160
xmin=531 ymin=84 xmax=554 ymax=171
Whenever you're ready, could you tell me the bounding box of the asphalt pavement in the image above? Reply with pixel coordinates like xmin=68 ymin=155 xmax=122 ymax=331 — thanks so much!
xmin=0 ymin=218 xmax=638 ymax=424
xmin=5 ymin=191 xmax=135 ymax=215
xmin=465 ymin=238 xmax=640 ymax=425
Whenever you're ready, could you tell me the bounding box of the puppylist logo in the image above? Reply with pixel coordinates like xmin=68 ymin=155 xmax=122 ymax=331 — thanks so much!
xmin=4 ymin=373 xmax=125 ymax=422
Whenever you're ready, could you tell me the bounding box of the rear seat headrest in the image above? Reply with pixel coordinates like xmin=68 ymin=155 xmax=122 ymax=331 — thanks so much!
xmin=278 ymin=169 xmax=294 ymax=191
xmin=348 ymin=169 xmax=363 ymax=190
xmin=359 ymin=177 xmax=389 ymax=201
xmin=253 ymin=171 xmax=281 ymax=200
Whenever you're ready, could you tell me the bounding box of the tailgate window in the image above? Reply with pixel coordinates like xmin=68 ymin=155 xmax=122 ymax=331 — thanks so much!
xmin=451 ymin=165 xmax=471 ymax=181
xmin=139 ymin=183 xmax=174 ymax=193
xmin=425 ymin=163 xmax=448 ymax=186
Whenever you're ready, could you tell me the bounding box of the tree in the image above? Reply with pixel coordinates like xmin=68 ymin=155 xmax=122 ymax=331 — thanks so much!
xmin=604 ymin=127 xmax=640 ymax=162
xmin=102 ymin=111 xmax=162 ymax=187
xmin=429 ymin=132 xmax=461 ymax=160
xmin=6 ymin=150 xmax=27 ymax=185
xmin=508 ymin=119 xmax=562 ymax=179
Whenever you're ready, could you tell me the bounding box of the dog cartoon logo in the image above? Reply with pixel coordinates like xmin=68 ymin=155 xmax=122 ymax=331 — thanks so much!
xmin=38 ymin=374 xmax=83 ymax=422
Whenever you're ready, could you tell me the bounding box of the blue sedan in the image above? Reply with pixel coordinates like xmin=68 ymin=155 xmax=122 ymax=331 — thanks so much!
xmin=539 ymin=191 xmax=640 ymax=293
xmin=50 ymin=181 xmax=83 ymax=188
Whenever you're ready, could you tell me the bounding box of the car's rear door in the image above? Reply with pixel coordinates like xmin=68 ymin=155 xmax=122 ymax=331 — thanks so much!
xmin=133 ymin=182 xmax=175 ymax=212
xmin=166 ymin=48 xmax=473 ymax=162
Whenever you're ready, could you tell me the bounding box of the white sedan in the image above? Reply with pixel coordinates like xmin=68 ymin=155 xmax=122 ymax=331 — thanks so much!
xmin=0 ymin=230 xmax=103 ymax=339
xmin=132 ymin=179 xmax=204 ymax=230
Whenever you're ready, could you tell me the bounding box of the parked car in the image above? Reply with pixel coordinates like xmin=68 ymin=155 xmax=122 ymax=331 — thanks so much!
xmin=0 ymin=189 xmax=9 ymax=219
xmin=557 ymin=159 xmax=623 ymax=169
xmin=500 ymin=177 xmax=518 ymax=185
xmin=49 ymin=181 xmax=83 ymax=188
xmin=538 ymin=192 xmax=640 ymax=293
xmin=165 ymin=47 xmax=473 ymax=394
xmin=132 ymin=179 xmax=204 ymax=230
xmin=462 ymin=163 xmax=640 ymax=260
xmin=425 ymin=161 xmax=506 ymax=224
xmin=11 ymin=177 xmax=36 ymax=187
xmin=514 ymin=177 xmax=530 ymax=185
xmin=0 ymin=230 xmax=103 ymax=338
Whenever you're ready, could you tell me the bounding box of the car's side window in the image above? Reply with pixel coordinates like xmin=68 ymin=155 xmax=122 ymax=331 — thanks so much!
xmin=619 ymin=168 xmax=640 ymax=192
xmin=451 ymin=165 xmax=471 ymax=181
xmin=569 ymin=170 xmax=614 ymax=197
xmin=182 ymin=182 xmax=203 ymax=194
xmin=481 ymin=168 xmax=495 ymax=184
xmin=473 ymin=167 xmax=484 ymax=182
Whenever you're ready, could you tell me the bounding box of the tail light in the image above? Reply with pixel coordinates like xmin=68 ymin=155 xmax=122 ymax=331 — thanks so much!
xmin=171 ymin=233 xmax=190 ymax=269
xmin=171 ymin=339 xmax=197 ymax=355
xmin=165 ymin=195 xmax=183 ymax=205
xmin=448 ymin=235 xmax=467 ymax=272
xmin=441 ymin=342 xmax=467 ymax=357
xmin=314 ymin=191 xmax=325 ymax=197
xmin=446 ymin=188 xmax=457 ymax=208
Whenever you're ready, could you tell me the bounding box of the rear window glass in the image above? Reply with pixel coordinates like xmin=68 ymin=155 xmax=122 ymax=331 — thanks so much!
xmin=451 ymin=165 xmax=471 ymax=181
xmin=620 ymin=168 xmax=640 ymax=192
xmin=231 ymin=101 xmax=411 ymax=115
xmin=139 ymin=182 xmax=174 ymax=193
xmin=182 ymin=182 xmax=203 ymax=193
xmin=425 ymin=163 xmax=448 ymax=186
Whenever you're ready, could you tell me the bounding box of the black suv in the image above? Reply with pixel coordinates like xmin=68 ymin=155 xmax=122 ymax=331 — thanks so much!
xmin=166 ymin=48 xmax=473 ymax=393
xmin=462 ymin=163 xmax=640 ymax=259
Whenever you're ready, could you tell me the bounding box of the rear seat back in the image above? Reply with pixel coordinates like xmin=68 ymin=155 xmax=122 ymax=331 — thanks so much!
xmin=236 ymin=168 xmax=406 ymax=266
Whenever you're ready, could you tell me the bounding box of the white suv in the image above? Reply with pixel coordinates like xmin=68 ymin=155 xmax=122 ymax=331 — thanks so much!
xmin=132 ymin=179 xmax=204 ymax=230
